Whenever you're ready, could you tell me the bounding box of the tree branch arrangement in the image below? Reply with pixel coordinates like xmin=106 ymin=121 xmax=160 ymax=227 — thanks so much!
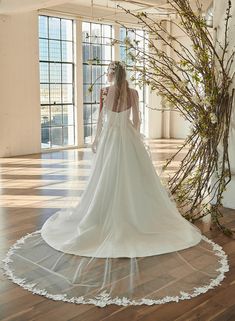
xmin=118 ymin=0 xmax=234 ymax=235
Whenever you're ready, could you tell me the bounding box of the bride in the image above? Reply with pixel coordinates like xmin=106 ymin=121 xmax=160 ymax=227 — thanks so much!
xmin=41 ymin=61 xmax=202 ymax=257
xmin=2 ymin=61 xmax=228 ymax=307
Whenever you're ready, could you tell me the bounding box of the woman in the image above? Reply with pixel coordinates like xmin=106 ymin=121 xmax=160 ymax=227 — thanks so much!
xmin=40 ymin=61 xmax=202 ymax=257
xmin=2 ymin=61 xmax=227 ymax=307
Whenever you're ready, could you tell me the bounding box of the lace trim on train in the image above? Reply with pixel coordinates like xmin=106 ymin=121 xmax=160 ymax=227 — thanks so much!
xmin=1 ymin=230 xmax=229 ymax=307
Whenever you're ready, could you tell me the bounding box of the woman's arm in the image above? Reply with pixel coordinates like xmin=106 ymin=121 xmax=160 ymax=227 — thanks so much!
xmin=91 ymin=88 xmax=107 ymax=153
xmin=132 ymin=90 xmax=141 ymax=132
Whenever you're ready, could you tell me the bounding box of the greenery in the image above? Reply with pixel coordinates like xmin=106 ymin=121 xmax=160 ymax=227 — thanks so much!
xmin=117 ymin=0 xmax=234 ymax=235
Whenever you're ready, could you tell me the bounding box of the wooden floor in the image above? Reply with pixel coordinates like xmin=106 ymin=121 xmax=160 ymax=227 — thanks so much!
xmin=0 ymin=139 xmax=234 ymax=321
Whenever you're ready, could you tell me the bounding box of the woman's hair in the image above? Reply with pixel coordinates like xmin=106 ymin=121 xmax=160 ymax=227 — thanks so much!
xmin=107 ymin=61 xmax=130 ymax=111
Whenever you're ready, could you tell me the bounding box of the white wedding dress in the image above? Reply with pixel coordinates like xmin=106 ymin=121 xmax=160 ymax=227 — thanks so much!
xmin=1 ymin=85 xmax=229 ymax=307
xmin=41 ymin=85 xmax=202 ymax=257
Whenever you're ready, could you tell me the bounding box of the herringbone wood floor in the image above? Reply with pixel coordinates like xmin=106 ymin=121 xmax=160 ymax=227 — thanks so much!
xmin=0 ymin=139 xmax=234 ymax=321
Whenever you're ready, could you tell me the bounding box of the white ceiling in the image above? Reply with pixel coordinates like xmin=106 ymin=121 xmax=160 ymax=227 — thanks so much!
xmin=0 ymin=0 xmax=213 ymax=24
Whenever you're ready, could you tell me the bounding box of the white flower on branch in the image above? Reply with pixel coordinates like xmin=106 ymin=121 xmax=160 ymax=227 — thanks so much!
xmin=127 ymin=51 xmax=136 ymax=62
xmin=177 ymin=80 xmax=189 ymax=90
xmin=209 ymin=112 xmax=218 ymax=124
xmin=130 ymin=75 xmax=136 ymax=82
xmin=202 ymin=137 xmax=209 ymax=143
xmin=133 ymin=65 xmax=141 ymax=72
xmin=191 ymin=95 xmax=201 ymax=105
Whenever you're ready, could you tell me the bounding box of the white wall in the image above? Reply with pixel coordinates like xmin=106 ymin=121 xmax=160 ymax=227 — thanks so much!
xmin=214 ymin=0 xmax=235 ymax=173
xmin=170 ymin=111 xmax=190 ymax=139
xmin=169 ymin=20 xmax=191 ymax=139
xmin=147 ymin=91 xmax=162 ymax=138
xmin=0 ymin=11 xmax=41 ymax=157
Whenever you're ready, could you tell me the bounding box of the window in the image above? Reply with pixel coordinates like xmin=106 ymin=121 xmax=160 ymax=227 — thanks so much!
xmin=120 ymin=27 xmax=147 ymax=134
xmin=82 ymin=22 xmax=113 ymax=144
xmin=39 ymin=15 xmax=76 ymax=148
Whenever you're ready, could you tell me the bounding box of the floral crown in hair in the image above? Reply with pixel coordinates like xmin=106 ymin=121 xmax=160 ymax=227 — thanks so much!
xmin=107 ymin=61 xmax=124 ymax=74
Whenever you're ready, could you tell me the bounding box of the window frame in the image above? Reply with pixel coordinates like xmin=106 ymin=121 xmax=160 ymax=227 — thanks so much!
xmin=39 ymin=15 xmax=76 ymax=149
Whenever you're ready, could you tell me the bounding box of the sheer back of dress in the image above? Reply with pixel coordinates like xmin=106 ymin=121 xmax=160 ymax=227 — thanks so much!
xmin=105 ymin=83 xmax=131 ymax=113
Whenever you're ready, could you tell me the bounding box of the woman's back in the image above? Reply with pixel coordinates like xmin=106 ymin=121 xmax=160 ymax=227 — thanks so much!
xmin=103 ymin=85 xmax=140 ymax=131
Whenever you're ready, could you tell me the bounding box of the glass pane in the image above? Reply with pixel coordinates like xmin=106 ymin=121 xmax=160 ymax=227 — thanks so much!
xmin=126 ymin=49 xmax=135 ymax=66
xmin=92 ymin=84 xmax=101 ymax=103
xmin=84 ymin=124 xmax=92 ymax=144
xmin=40 ymin=62 xmax=49 ymax=83
xmin=83 ymin=105 xmax=92 ymax=124
xmin=82 ymin=22 xmax=90 ymax=42
xmin=41 ymin=127 xmax=50 ymax=148
xmin=83 ymin=85 xmax=92 ymax=103
xmin=50 ymin=84 xmax=61 ymax=104
xmin=39 ymin=16 xmax=48 ymax=38
xmin=101 ymin=65 xmax=108 ymax=83
xmin=62 ymin=84 xmax=73 ymax=103
xmin=41 ymin=106 xmax=50 ymax=127
xmin=62 ymin=64 xmax=73 ymax=83
xmin=63 ymin=105 xmax=74 ymax=125
xmin=49 ymin=40 xmax=61 ymax=61
xmin=92 ymin=65 xmax=102 ymax=83
xmin=61 ymin=19 xmax=72 ymax=41
xmin=40 ymin=84 xmax=49 ymax=104
xmin=62 ymin=41 xmax=73 ymax=62
xmin=82 ymin=44 xmax=90 ymax=62
xmin=51 ymin=105 xmax=62 ymax=126
xmin=49 ymin=17 xmax=61 ymax=40
xmin=92 ymin=123 xmax=97 ymax=140
xmin=91 ymin=23 xmax=101 ymax=43
xmin=39 ymin=39 xmax=48 ymax=60
xmin=120 ymin=27 xmax=126 ymax=41
xmin=102 ymin=45 xmax=112 ymax=62
xmin=136 ymin=30 xmax=144 ymax=48
xmin=83 ymin=64 xmax=91 ymax=84
xmin=51 ymin=127 xmax=63 ymax=147
xmin=102 ymin=25 xmax=111 ymax=44
xmin=50 ymin=63 xmax=61 ymax=83
xmin=120 ymin=46 xmax=126 ymax=62
xmin=92 ymin=44 xmax=102 ymax=61
xmin=126 ymin=69 xmax=132 ymax=83
xmin=91 ymin=104 xmax=99 ymax=123
xmin=63 ymin=126 xmax=75 ymax=145
xmin=127 ymin=29 xmax=135 ymax=41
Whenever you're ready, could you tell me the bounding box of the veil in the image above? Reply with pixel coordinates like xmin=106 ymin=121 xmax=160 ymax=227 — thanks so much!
xmin=91 ymin=61 xmax=141 ymax=154
xmin=1 ymin=61 xmax=229 ymax=307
